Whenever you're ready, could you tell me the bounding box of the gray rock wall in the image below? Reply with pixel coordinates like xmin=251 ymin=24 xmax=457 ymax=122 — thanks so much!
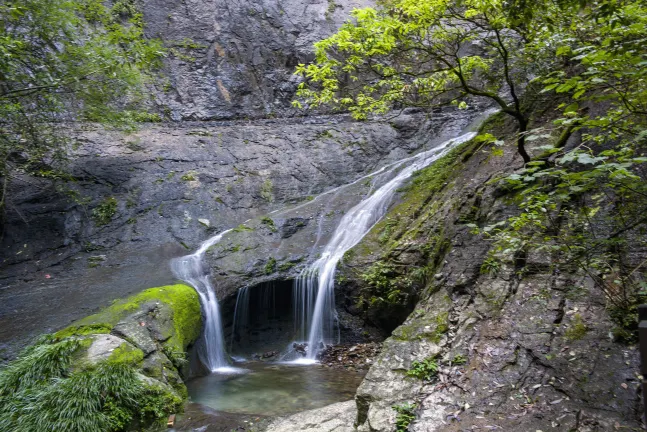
xmin=142 ymin=0 xmax=374 ymax=120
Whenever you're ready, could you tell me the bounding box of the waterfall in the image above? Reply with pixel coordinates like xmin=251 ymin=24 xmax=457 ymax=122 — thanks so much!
xmin=296 ymin=132 xmax=477 ymax=360
xmin=171 ymin=230 xmax=232 ymax=372
xmin=229 ymin=286 xmax=250 ymax=354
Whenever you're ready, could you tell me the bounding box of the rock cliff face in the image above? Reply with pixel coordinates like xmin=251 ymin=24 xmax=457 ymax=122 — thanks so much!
xmin=0 ymin=2 xmax=642 ymax=431
xmin=142 ymin=0 xmax=374 ymax=120
xmin=0 ymin=113 xmax=441 ymax=358
xmin=334 ymin=114 xmax=643 ymax=431
xmin=0 ymin=0 xmax=382 ymax=360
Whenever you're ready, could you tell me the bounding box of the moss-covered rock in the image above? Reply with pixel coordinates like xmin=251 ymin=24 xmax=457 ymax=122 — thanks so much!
xmin=0 ymin=284 xmax=202 ymax=432
xmin=55 ymin=284 xmax=201 ymax=353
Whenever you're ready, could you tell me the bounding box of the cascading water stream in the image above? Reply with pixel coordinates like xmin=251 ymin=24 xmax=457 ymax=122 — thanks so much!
xmin=171 ymin=230 xmax=232 ymax=372
xmin=295 ymin=132 xmax=477 ymax=361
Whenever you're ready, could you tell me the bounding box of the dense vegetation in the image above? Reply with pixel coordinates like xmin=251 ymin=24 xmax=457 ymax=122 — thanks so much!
xmin=0 ymin=285 xmax=200 ymax=431
xmin=0 ymin=337 xmax=181 ymax=432
xmin=0 ymin=0 xmax=163 ymax=212
xmin=295 ymin=0 xmax=647 ymax=337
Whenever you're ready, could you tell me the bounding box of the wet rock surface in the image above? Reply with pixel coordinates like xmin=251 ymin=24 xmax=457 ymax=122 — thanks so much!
xmin=335 ymin=114 xmax=645 ymax=431
xmin=264 ymin=400 xmax=357 ymax=432
xmin=171 ymin=403 xmax=271 ymax=432
xmin=317 ymin=343 xmax=382 ymax=371
xmin=0 ymin=113 xmax=439 ymax=358
xmin=0 ymin=105 xmax=482 ymax=360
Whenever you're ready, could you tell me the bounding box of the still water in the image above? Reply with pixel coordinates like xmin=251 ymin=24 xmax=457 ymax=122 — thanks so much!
xmin=186 ymin=362 xmax=365 ymax=416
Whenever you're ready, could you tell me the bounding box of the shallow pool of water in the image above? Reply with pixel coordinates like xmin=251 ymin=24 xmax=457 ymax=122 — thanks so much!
xmin=186 ymin=362 xmax=365 ymax=416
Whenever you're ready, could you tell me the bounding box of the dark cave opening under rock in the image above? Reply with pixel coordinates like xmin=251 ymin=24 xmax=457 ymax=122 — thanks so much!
xmin=223 ymin=279 xmax=297 ymax=358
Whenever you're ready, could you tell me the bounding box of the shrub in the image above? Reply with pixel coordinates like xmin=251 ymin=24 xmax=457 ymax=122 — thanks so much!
xmin=406 ymin=357 xmax=438 ymax=380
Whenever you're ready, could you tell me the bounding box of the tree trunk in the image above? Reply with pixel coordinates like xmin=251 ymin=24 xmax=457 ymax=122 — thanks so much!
xmin=517 ymin=116 xmax=531 ymax=164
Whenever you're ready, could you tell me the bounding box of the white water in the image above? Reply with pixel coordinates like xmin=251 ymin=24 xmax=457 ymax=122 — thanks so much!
xmin=172 ymin=131 xmax=476 ymax=368
xmin=296 ymin=132 xmax=477 ymax=360
xmin=171 ymin=229 xmax=236 ymax=372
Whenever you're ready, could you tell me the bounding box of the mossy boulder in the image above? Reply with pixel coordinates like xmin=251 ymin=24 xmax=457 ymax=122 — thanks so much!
xmin=0 ymin=284 xmax=202 ymax=432
xmin=55 ymin=284 xmax=201 ymax=354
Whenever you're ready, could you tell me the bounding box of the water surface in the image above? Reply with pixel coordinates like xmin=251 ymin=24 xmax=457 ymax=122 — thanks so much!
xmin=186 ymin=362 xmax=365 ymax=416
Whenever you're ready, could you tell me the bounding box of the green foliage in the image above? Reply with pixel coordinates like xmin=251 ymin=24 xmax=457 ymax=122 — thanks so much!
xmin=181 ymin=172 xmax=197 ymax=181
xmin=378 ymin=218 xmax=398 ymax=245
xmin=480 ymin=254 xmax=501 ymax=276
xmin=316 ymin=129 xmax=334 ymax=139
xmin=265 ymin=257 xmax=277 ymax=274
xmin=279 ymin=261 xmax=296 ymax=272
xmin=325 ymin=0 xmax=337 ymax=19
xmin=360 ymin=261 xmax=409 ymax=306
xmin=0 ymin=337 xmax=181 ymax=432
xmin=232 ymin=224 xmax=253 ymax=232
xmin=260 ymin=179 xmax=274 ymax=202
xmin=451 ymin=354 xmax=467 ymax=365
xmin=92 ymin=197 xmax=118 ymax=226
xmin=0 ymin=0 xmax=164 ymax=209
xmin=564 ymin=313 xmax=587 ymax=341
xmin=406 ymin=357 xmax=438 ymax=380
xmin=261 ymin=216 xmax=277 ymax=232
xmin=393 ymin=403 xmax=416 ymax=431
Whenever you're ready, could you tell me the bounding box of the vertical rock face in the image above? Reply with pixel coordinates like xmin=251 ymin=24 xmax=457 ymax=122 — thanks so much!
xmin=142 ymin=0 xmax=375 ymax=120
xmin=334 ymin=114 xmax=643 ymax=431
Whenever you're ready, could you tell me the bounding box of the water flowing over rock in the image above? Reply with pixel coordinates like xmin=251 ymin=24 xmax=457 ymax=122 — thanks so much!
xmin=171 ymin=230 xmax=232 ymax=371
xmin=294 ymin=132 xmax=476 ymax=360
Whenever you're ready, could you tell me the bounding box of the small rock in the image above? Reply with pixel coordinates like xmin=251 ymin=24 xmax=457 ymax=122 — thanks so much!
xmin=198 ymin=218 xmax=210 ymax=227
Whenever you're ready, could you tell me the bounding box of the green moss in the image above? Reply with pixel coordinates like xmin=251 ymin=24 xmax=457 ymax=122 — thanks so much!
xmin=181 ymin=172 xmax=196 ymax=181
xmin=392 ymin=309 xmax=450 ymax=343
xmin=265 ymin=257 xmax=277 ymax=274
xmin=260 ymin=179 xmax=274 ymax=202
xmin=92 ymin=197 xmax=118 ymax=226
xmin=279 ymin=261 xmax=296 ymax=272
xmin=55 ymin=323 xmax=113 ymax=339
xmin=432 ymin=312 xmax=449 ymax=342
xmin=564 ymin=313 xmax=587 ymax=341
xmin=55 ymin=284 xmax=201 ymax=353
xmin=232 ymin=224 xmax=253 ymax=232
xmin=108 ymin=343 xmax=144 ymax=366
xmin=261 ymin=216 xmax=277 ymax=232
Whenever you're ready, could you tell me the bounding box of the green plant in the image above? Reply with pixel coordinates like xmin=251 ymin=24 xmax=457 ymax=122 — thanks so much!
xmin=564 ymin=313 xmax=588 ymax=341
xmin=316 ymin=129 xmax=334 ymax=139
xmin=265 ymin=257 xmax=277 ymax=274
xmin=360 ymin=262 xmax=411 ymax=307
xmin=451 ymin=354 xmax=467 ymax=365
xmin=325 ymin=0 xmax=337 ymax=19
xmin=406 ymin=357 xmax=438 ymax=380
xmin=393 ymin=403 xmax=416 ymax=431
xmin=261 ymin=216 xmax=277 ymax=232
xmin=260 ymin=179 xmax=274 ymax=202
xmin=92 ymin=197 xmax=118 ymax=226
xmin=480 ymin=254 xmax=501 ymax=276
xmin=279 ymin=262 xmax=296 ymax=272
xmin=181 ymin=172 xmax=196 ymax=181
xmin=0 ymin=337 xmax=183 ymax=432
xmin=0 ymin=0 xmax=164 ymax=211
xmin=378 ymin=218 xmax=399 ymax=245
xmin=232 ymin=224 xmax=253 ymax=233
